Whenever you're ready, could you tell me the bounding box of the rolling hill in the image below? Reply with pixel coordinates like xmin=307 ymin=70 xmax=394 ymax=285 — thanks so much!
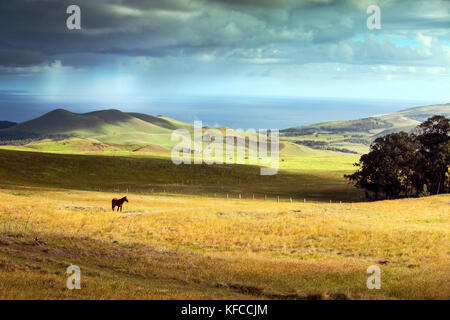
xmin=4 ymin=109 xmax=173 ymax=136
xmin=0 ymin=109 xmax=191 ymax=149
xmin=0 ymin=103 xmax=448 ymax=156
xmin=281 ymin=103 xmax=450 ymax=153
xmin=283 ymin=104 xmax=450 ymax=135
xmin=127 ymin=112 xmax=178 ymax=130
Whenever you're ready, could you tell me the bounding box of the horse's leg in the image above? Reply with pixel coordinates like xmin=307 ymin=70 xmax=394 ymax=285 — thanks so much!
xmin=112 ymin=204 xmax=115 ymax=211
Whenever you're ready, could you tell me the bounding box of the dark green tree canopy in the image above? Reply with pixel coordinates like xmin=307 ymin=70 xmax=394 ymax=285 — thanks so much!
xmin=346 ymin=115 xmax=449 ymax=200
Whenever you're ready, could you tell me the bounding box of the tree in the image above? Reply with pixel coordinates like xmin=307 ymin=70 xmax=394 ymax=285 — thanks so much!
xmin=345 ymin=132 xmax=416 ymax=200
xmin=413 ymin=115 xmax=450 ymax=194
xmin=346 ymin=115 xmax=450 ymax=199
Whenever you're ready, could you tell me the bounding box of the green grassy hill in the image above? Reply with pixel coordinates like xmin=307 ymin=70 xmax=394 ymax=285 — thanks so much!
xmin=127 ymin=113 xmax=192 ymax=131
xmin=0 ymin=148 xmax=360 ymax=201
xmin=284 ymin=104 xmax=450 ymax=135
xmin=281 ymin=104 xmax=450 ymax=154
xmin=0 ymin=109 xmax=188 ymax=149
xmin=0 ymin=109 xmax=270 ymax=155
xmin=4 ymin=109 xmax=173 ymax=136
xmin=1 ymin=104 xmax=448 ymax=157
xmin=375 ymin=103 xmax=450 ymax=122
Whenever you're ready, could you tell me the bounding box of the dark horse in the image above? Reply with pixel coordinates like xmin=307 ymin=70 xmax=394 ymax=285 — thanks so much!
xmin=112 ymin=196 xmax=128 ymax=212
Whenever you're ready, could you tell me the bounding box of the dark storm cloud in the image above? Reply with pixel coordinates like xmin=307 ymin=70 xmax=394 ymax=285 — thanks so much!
xmin=209 ymin=0 xmax=290 ymax=9
xmin=0 ymin=0 xmax=448 ymax=74
xmin=0 ymin=0 xmax=211 ymax=63
xmin=0 ymin=49 xmax=46 ymax=67
xmin=121 ymin=0 xmax=201 ymax=11
xmin=102 ymin=43 xmax=221 ymax=57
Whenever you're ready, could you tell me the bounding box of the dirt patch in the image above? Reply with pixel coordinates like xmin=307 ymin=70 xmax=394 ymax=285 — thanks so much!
xmin=63 ymin=205 xmax=107 ymax=212
xmin=79 ymin=142 xmax=105 ymax=152
xmin=133 ymin=145 xmax=169 ymax=152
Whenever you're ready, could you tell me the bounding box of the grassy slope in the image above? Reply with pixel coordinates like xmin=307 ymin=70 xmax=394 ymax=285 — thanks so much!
xmin=1 ymin=107 xmax=447 ymax=299
xmin=20 ymin=138 xmax=139 ymax=153
xmin=1 ymin=109 xmax=183 ymax=149
xmin=5 ymin=109 xmax=172 ymax=136
xmin=284 ymin=104 xmax=450 ymax=134
xmin=0 ymin=149 xmax=361 ymax=201
xmin=2 ymin=105 xmax=449 ymax=158
xmin=375 ymin=103 xmax=450 ymax=122
xmin=0 ymin=148 xmax=447 ymax=299
xmin=127 ymin=113 xmax=194 ymax=131
xmin=0 ymin=187 xmax=448 ymax=299
xmin=280 ymin=104 xmax=450 ymax=154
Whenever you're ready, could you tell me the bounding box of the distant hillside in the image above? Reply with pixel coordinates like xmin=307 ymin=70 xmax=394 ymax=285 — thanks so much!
xmin=0 ymin=104 xmax=448 ymax=156
xmin=127 ymin=113 xmax=177 ymax=130
xmin=3 ymin=109 xmax=169 ymax=135
xmin=283 ymin=104 xmax=449 ymax=137
xmin=283 ymin=118 xmax=393 ymax=135
xmin=0 ymin=109 xmax=191 ymax=147
xmin=281 ymin=103 xmax=450 ymax=154
xmin=375 ymin=104 xmax=450 ymax=122
xmin=4 ymin=109 xmax=111 ymax=135
xmin=0 ymin=121 xmax=16 ymax=130
xmin=370 ymin=104 xmax=450 ymax=138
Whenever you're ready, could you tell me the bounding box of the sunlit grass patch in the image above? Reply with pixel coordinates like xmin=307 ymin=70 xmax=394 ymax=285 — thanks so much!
xmin=0 ymin=187 xmax=448 ymax=299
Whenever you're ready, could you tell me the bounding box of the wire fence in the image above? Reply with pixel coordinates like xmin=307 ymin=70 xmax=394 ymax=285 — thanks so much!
xmin=96 ymin=185 xmax=353 ymax=204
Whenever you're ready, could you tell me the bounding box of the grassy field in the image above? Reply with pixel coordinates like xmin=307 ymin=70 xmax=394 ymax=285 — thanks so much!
xmin=0 ymin=148 xmax=447 ymax=299
xmin=0 ymin=186 xmax=448 ymax=299
xmin=0 ymin=149 xmax=361 ymax=202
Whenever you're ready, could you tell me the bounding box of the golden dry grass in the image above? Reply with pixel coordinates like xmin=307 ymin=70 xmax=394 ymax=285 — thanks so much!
xmin=0 ymin=186 xmax=448 ymax=299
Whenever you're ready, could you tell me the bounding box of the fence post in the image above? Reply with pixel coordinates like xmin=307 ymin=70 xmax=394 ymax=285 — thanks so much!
xmin=290 ymin=197 xmax=292 ymax=203
xmin=304 ymin=198 xmax=306 ymax=203
xmin=252 ymin=194 xmax=255 ymax=200
xmin=226 ymin=193 xmax=229 ymax=199
xmin=239 ymin=193 xmax=241 ymax=199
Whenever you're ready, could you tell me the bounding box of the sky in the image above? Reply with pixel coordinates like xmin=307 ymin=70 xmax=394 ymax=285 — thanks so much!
xmin=0 ymin=0 xmax=449 ymax=127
